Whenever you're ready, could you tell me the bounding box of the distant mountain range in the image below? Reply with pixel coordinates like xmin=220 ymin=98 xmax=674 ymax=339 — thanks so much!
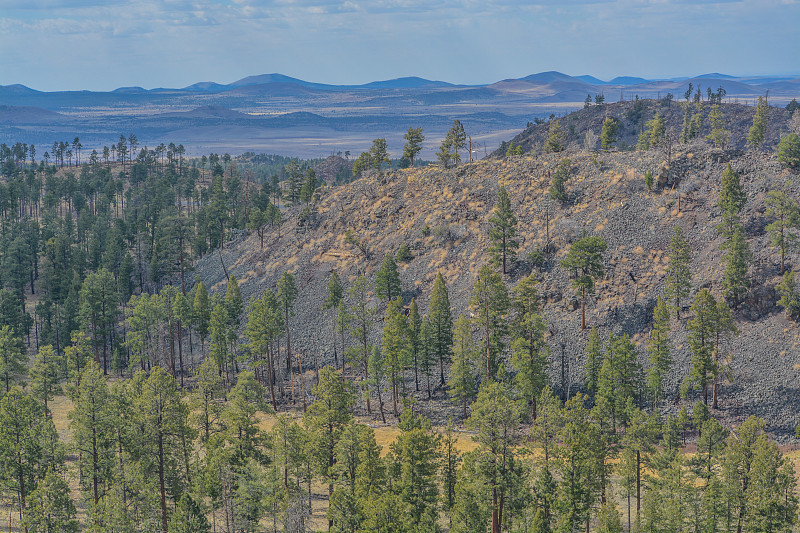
xmin=3 ymin=70 xmax=799 ymax=96
xmin=1 ymin=71 xmax=797 ymax=158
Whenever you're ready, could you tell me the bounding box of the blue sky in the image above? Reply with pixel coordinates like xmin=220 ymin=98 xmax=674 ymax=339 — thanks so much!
xmin=1 ymin=0 xmax=798 ymax=91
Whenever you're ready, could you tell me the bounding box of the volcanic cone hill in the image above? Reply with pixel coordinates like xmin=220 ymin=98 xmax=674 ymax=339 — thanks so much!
xmin=193 ymin=102 xmax=800 ymax=437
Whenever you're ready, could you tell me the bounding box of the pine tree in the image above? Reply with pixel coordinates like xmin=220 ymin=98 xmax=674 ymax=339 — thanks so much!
xmin=721 ymin=225 xmax=751 ymax=307
xmin=706 ymin=104 xmax=731 ymax=149
xmin=601 ymin=117 xmax=618 ymax=151
xmin=561 ymin=235 xmax=607 ymax=330
xmin=718 ymin=164 xmax=746 ymax=216
xmin=488 ymin=185 xmax=519 ymax=275
xmin=209 ymin=297 xmax=231 ymax=381
xmin=346 ymin=275 xmax=375 ymax=413
xmin=381 ymin=299 xmax=410 ymax=417
xmin=765 ymin=190 xmax=799 ymax=274
xmin=244 ymin=289 xmax=282 ymax=408
xmin=549 ymin=158 xmax=570 ymax=202
xmin=277 ymin=270 xmax=298 ymax=403
xmin=647 ymin=297 xmax=672 ymax=406
xmin=448 ymin=315 xmax=478 ymax=418
xmin=723 ymin=416 xmax=798 ymax=531
xmin=637 ymin=112 xmax=666 ymax=150
xmin=584 ymin=326 xmax=603 ymax=398
xmin=687 ymin=289 xmax=718 ymax=405
xmin=544 ymin=120 xmax=566 ymax=153
xmin=510 ymin=273 xmax=548 ymax=420
xmin=193 ymin=280 xmax=210 ymax=352
xmin=402 ymin=127 xmax=424 ymax=167
xmin=0 ymin=325 xmax=26 ymax=393
xmin=225 ymin=275 xmax=243 ymax=330
xmin=407 ymin=298 xmax=422 ymax=391
xmin=664 ymin=225 xmax=693 ymax=320
xmin=428 ymin=273 xmax=454 ymax=386
xmin=129 ymin=367 xmax=194 ymax=533
xmin=447 ymin=120 xmax=467 ymax=163
xmin=23 ymin=470 xmax=79 ymax=533
xmin=391 ymin=409 xmax=442 ymax=530
xmin=299 ymin=168 xmax=318 ymax=205
xmin=168 ymin=493 xmax=211 ymax=533
xmin=70 ymin=363 xmax=116 ymax=521
xmin=30 ymin=345 xmax=60 ymax=413
xmin=747 ymin=95 xmax=769 ymax=149
xmin=304 ymin=367 xmax=355 ymax=529
xmin=555 ymin=393 xmax=596 ymax=531
xmin=322 ymin=270 xmax=344 ymax=369
xmin=0 ymin=388 xmax=62 ymax=530
xmin=620 ymin=407 xmax=657 ymax=529
xmin=777 ymin=133 xmax=800 ymax=169
xmin=375 ymin=253 xmax=402 ymax=305
xmin=441 ymin=420 xmax=462 ymax=519
xmin=470 ymin=265 xmax=509 ymax=380
xmin=368 ymin=345 xmax=387 ymax=423
xmin=596 ymin=333 xmax=641 ymax=431
xmin=79 ymin=268 xmax=118 ymax=374
xmin=466 ymin=381 xmax=521 ymax=533
xmin=778 ymin=271 xmax=800 ymax=320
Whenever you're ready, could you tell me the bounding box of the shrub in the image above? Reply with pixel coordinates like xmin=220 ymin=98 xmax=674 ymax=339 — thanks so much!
xmin=777 ymin=133 xmax=800 ymax=170
xmin=395 ymin=243 xmax=413 ymax=263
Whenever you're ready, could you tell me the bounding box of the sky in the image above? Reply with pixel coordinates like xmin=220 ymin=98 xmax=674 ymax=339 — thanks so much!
xmin=0 ymin=0 xmax=798 ymax=92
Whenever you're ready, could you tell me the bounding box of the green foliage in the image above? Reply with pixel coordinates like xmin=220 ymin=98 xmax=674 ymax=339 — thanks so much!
xmin=23 ymin=470 xmax=79 ymax=533
xmin=718 ymin=163 xmax=746 ymax=215
xmin=721 ymin=224 xmax=751 ymax=307
xmin=747 ymin=95 xmax=769 ymax=149
xmin=505 ymin=142 xmax=523 ymax=157
xmin=375 ymin=253 xmax=402 ymax=304
xmin=527 ymin=249 xmax=545 ymax=268
xmin=427 ymin=273 xmax=454 ymax=387
xmin=644 ymin=170 xmax=654 ymax=191
xmin=0 ymin=324 xmax=26 ymax=393
xmin=584 ymin=326 xmax=603 ymax=396
xmin=448 ymin=315 xmax=478 ymax=417
xmin=664 ymin=225 xmax=693 ymax=320
xmin=470 ymin=265 xmax=509 ymax=380
xmin=637 ymin=111 xmax=666 ymax=151
xmin=488 ymin=185 xmax=519 ymax=274
xmin=765 ymin=190 xmax=799 ymax=274
xmin=509 ymin=273 xmax=548 ymax=420
xmin=395 ymin=242 xmax=413 ymax=263
xmin=168 ymin=493 xmax=211 ymax=533
xmin=30 ymin=345 xmax=61 ymax=412
xmin=777 ymin=133 xmax=800 ymax=169
xmin=561 ymin=234 xmax=607 ymax=329
xmin=687 ymin=290 xmax=720 ymax=405
xmin=466 ymin=381 xmax=521 ymax=533
xmin=193 ymin=280 xmax=210 ymax=345
xmin=402 ymin=127 xmax=424 ymax=167
xmin=544 ymin=120 xmax=566 ymax=153
xmin=706 ymin=104 xmax=731 ymax=149
xmin=596 ymin=333 xmax=642 ymax=430
xmin=647 ymin=297 xmax=672 ymax=406
xmin=438 ymin=120 xmax=467 ymax=168
xmin=381 ymin=299 xmax=410 ymax=417
xmin=777 ymin=271 xmax=800 ymax=320
xmin=601 ymin=117 xmax=618 ymax=151
xmin=79 ymin=268 xmax=118 ymax=374
xmin=548 ymin=158 xmax=571 ymax=202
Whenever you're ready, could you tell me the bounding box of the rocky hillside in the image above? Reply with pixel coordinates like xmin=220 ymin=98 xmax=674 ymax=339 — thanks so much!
xmin=494 ymin=100 xmax=795 ymax=155
xmin=193 ymin=133 xmax=800 ymax=438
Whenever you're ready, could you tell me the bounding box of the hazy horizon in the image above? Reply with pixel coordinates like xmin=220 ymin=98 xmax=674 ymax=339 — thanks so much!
xmin=2 ymin=0 xmax=798 ymax=92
